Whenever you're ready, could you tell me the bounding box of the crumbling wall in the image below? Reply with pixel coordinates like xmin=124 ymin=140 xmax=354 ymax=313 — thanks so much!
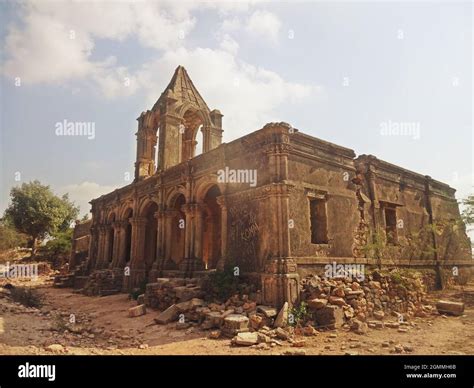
xmin=69 ymin=219 xmax=92 ymax=270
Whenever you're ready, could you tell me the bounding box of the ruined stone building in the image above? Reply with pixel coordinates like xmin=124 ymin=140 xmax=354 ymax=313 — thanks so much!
xmin=70 ymin=66 xmax=472 ymax=307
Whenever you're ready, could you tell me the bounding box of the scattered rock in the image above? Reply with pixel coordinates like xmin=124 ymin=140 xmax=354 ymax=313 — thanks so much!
xmin=257 ymin=305 xmax=277 ymax=318
xmin=307 ymin=298 xmax=327 ymax=311
xmin=436 ymin=300 xmax=464 ymax=316
xmin=222 ymin=314 xmax=249 ymax=336
xmin=351 ymin=319 xmax=368 ymax=335
xmin=274 ymin=302 xmax=289 ymax=328
xmin=128 ymin=304 xmax=146 ymax=318
xmin=155 ymin=305 xmax=179 ymax=324
xmin=209 ymin=330 xmax=221 ymax=339
xmin=232 ymin=332 xmax=258 ymax=346
xmin=314 ymin=306 xmax=344 ymax=329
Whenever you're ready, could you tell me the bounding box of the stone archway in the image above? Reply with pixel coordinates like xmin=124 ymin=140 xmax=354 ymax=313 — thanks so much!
xmin=202 ymin=185 xmax=221 ymax=269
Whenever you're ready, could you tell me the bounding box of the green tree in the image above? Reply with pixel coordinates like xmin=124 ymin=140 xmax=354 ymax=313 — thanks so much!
xmin=0 ymin=221 xmax=28 ymax=251
xmin=461 ymin=195 xmax=474 ymax=228
xmin=3 ymin=180 xmax=79 ymax=254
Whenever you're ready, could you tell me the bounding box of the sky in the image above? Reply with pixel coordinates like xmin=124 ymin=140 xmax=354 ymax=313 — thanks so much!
xmin=0 ymin=0 xmax=472 ymax=237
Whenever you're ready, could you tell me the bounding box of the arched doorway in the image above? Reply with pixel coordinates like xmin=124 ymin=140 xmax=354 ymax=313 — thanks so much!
xmin=181 ymin=109 xmax=204 ymax=162
xmin=142 ymin=202 xmax=158 ymax=272
xmin=202 ymin=185 xmax=221 ymax=269
xmin=123 ymin=208 xmax=133 ymax=264
xmin=170 ymin=194 xmax=186 ymax=267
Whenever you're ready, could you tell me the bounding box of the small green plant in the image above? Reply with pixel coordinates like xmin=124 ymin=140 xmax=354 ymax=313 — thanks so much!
xmin=201 ymin=263 xmax=242 ymax=301
xmin=289 ymin=301 xmax=310 ymax=327
xmin=10 ymin=287 xmax=43 ymax=308
xmin=129 ymin=279 xmax=147 ymax=300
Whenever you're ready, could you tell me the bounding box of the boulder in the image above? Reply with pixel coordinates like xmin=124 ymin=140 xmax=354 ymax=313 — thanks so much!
xmin=128 ymin=304 xmax=146 ymax=318
xmin=436 ymin=300 xmax=465 ymax=316
xmin=314 ymin=306 xmax=344 ymax=329
xmin=232 ymin=332 xmax=258 ymax=346
xmin=351 ymin=319 xmax=368 ymax=335
xmin=222 ymin=314 xmax=249 ymax=336
xmin=257 ymin=305 xmax=278 ymax=318
xmin=307 ymin=298 xmax=327 ymax=311
xmin=155 ymin=304 xmax=180 ymax=324
xmin=373 ymin=310 xmax=385 ymax=320
xmin=274 ymin=302 xmax=289 ymax=328
xmin=328 ymin=296 xmax=346 ymax=306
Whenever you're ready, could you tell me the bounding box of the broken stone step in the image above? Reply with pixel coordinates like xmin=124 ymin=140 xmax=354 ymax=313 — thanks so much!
xmin=436 ymin=300 xmax=464 ymax=316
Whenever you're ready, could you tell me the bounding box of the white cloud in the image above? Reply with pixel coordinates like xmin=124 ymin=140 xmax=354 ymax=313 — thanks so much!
xmin=219 ymin=34 xmax=240 ymax=55
xmin=245 ymin=10 xmax=281 ymax=44
xmin=61 ymin=181 xmax=119 ymax=215
xmin=135 ymin=47 xmax=318 ymax=139
xmin=2 ymin=1 xmax=319 ymax=137
xmin=1 ymin=1 xmax=196 ymax=86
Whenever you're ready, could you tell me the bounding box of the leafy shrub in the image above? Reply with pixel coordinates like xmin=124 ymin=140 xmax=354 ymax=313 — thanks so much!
xmin=289 ymin=301 xmax=310 ymax=327
xmin=201 ymin=264 xmax=243 ymax=301
xmin=10 ymin=287 xmax=43 ymax=308
xmin=0 ymin=222 xmax=28 ymax=252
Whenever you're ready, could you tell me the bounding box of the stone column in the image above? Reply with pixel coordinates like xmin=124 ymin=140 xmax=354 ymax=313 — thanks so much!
xmin=109 ymin=221 xmax=121 ymax=269
xmin=216 ymin=196 xmax=228 ymax=270
xmin=179 ymin=204 xmax=204 ymax=275
xmin=163 ymin=209 xmax=179 ymax=268
xmin=149 ymin=210 xmax=164 ymax=280
xmin=88 ymin=226 xmax=98 ymax=271
xmin=260 ymin=183 xmax=299 ymax=309
xmin=97 ymin=225 xmax=107 ymax=269
xmin=193 ymin=204 xmax=206 ymax=263
xmin=114 ymin=220 xmax=128 ymax=269
xmin=127 ymin=216 xmax=147 ymax=289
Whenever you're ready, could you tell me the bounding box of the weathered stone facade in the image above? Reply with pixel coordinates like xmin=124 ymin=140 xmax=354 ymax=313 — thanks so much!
xmin=74 ymin=66 xmax=471 ymax=308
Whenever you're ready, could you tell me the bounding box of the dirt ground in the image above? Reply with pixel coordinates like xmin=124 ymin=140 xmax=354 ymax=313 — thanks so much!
xmin=1 ymin=278 xmax=473 ymax=356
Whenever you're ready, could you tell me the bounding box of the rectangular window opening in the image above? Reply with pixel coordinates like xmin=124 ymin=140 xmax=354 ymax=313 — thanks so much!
xmin=384 ymin=206 xmax=397 ymax=245
xmin=309 ymin=198 xmax=328 ymax=244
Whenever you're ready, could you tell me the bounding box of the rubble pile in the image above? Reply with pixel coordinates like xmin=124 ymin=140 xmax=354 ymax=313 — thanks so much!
xmin=144 ymin=277 xmax=205 ymax=310
xmin=300 ymin=269 xmax=434 ymax=331
xmin=81 ymin=270 xmax=123 ymax=296
xmin=152 ymin=292 xmax=301 ymax=348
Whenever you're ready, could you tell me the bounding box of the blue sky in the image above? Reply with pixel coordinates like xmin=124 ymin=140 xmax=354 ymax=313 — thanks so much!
xmin=0 ymin=0 xmax=472 ymax=236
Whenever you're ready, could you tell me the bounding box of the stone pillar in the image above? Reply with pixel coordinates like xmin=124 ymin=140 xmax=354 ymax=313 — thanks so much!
xmin=149 ymin=210 xmax=164 ymax=280
xmin=178 ymin=204 xmax=204 ymax=275
xmin=216 ymin=196 xmax=228 ymax=270
xmin=110 ymin=221 xmax=121 ymax=269
xmin=115 ymin=220 xmax=129 ymax=269
xmin=88 ymin=226 xmax=98 ymax=271
xmin=261 ymin=258 xmax=300 ymax=309
xmin=102 ymin=225 xmax=113 ymax=267
xmin=193 ymin=204 xmax=206 ymax=264
xmin=260 ymin=183 xmax=299 ymax=309
xmin=163 ymin=209 xmax=179 ymax=268
xmin=96 ymin=225 xmax=107 ymax=269
xmin=126 ymin=216 xmax=147 ymax=290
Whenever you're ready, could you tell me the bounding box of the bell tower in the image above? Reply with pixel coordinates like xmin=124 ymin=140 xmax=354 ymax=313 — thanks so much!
xmin=134 ymin=66 xmax=223 ymax=180
xmin=159 ymin=66 xmax=223 ymax=169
